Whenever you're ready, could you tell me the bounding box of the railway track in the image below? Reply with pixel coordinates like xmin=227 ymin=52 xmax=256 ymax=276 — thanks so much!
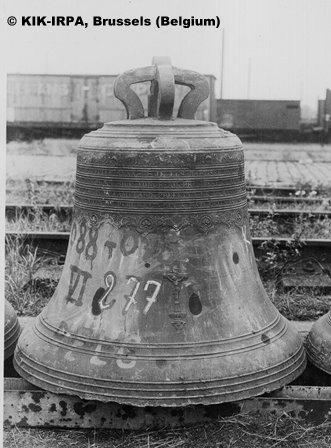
xmin=5 ymin=203 xmax=331 ymax=221
xmin=5 ymin=229 xmax=331 ymax=255
xmin=3 ymin=320 xmax=331 ymax=427
xmin=5 ymin=192 xmax=331 ymax=293
xmin=248 ymin=195 xmax=330 ymax=205
xmin=4 ymin=316 xmax=331 ymax=427
xmin=6 ymin=230 xmax=331 ymax=294
xmin=6 ymin=183 xmax=330 ymax=197
xmin=3 ymin=377 xmax=330 ymax=427
xmin=246 ymin=185 xmax=328 ymax=196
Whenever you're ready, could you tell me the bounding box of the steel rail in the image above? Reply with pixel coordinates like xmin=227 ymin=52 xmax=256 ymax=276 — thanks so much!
xmin=248 ymin=195 xmax=330 ymax=204
xmin=5 ymin=230 xmax=331 ymax=250
xmin=5 ymin=204 xmax=331 ymax=220
xmin=3 ymin=377 xmax=331 ymax=428
xmin=6 ymin=183 xmax=329 ymax=196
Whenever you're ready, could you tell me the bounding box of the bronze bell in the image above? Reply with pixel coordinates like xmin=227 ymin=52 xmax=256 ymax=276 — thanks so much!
xmin=5 ymin=300 xmax=21 ymax=361
xmin=306 ymin=311 xmax=331 ymax=375
xmin=14 ymin=58 xmax=306 ymax=406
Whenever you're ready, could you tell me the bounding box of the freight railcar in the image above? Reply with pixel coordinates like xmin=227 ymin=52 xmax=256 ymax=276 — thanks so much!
xmin=6 ymin=73 xmax=216 ymax=140
xmin=317 ymin=89 xmax=331 ymax=132
xmin=217 ymin=99 xmax=301 ymax=141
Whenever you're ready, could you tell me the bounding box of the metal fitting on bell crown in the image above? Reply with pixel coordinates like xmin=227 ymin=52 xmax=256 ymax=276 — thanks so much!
xmin=113 ymin=55 xmax=209 ymax=120
xmin=14 ymin=57 xmax=306 ymax=407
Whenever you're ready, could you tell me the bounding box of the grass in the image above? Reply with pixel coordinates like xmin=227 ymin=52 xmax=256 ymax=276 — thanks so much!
xmin=4 ymin=237 xmax=330 ymax=320
xmin=6 ymin=177 xmax=331 ymax=208
xmin=265 ymin=281 xmax=330 ymax=321
xmin=250 ymin=214 xmax=331 ymax=238
xmin=8 ymin=188 xmax=331 ymax=211
xmin=6 ymin=179 xmax=75 ymax=206
xmin=246 ymin=183 xmax=331 ymax=201
xmin=291 ymin=181 xmax=331 ymax=197
xmin=6 ymin=192 xmax=331 ymax=210
xmin=247 ymin=198 xmax=331 ymax=211
xmin=4 ymin=178 xmax=331 ymax=319
xmin=3 ymin=413 xmax=331 ymax=448
xmin=5 ymin=235 xmax=54 ymax=316
xmin=6 ymin=211 xmax=72 ymax=233
xmin=5 ymin=207 xmax=331 ymax=239
xmin=290 ymin=216 xmax=331 ymax=239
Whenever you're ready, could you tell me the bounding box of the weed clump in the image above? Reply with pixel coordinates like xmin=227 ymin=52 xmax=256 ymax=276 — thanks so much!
xmin=5 ymin=236 xmax=53 ymax=316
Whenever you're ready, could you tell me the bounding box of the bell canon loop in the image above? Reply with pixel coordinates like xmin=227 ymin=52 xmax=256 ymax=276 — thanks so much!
xmin=14 ymin=58 xmax=306 ymax=406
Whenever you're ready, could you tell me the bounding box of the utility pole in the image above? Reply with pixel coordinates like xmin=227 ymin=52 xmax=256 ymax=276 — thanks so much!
xmin=247 ymin=57 xmax=251 ymax=99
xmin=220 ymin=28 xmax=225 ymax=99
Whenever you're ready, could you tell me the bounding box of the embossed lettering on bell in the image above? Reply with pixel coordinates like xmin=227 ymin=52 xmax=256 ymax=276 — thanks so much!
xmin=14 ymin=58 xmax=306 ymax=406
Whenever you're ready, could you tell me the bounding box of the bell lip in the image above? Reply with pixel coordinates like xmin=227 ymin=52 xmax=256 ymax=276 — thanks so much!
xmin=4 ymin=300 xmax=21 ymax=360
xmin=13 ymin=315 xmax=307 ymax=407
xmin=305 ymin=311 xmax=331 ymax=375
xmin=306 ymin=355 xmax=331 ymax=375
xmin=4 ymin=321 xmax=21 ymax=361
xmin=13 ymin=343 xmax=307 ymax=407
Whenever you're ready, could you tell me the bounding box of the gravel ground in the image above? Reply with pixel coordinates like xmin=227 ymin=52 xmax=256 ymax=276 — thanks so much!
xmin=7 ymin=139 xmax=331 ymax=160
xmin=6 ymin=154 xmax=331 ymax=187
xmin=6 ymin=140 xmax=331 ymax=187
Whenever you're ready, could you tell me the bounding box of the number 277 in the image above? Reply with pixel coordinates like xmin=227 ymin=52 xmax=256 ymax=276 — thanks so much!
xmin=124 ymin=277 xmax=161 ymax=315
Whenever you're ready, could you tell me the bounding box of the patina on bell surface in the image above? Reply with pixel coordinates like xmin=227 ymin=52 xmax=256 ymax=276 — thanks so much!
xmin=14 ymin=58 xmax=306 ymax=406
xmin=5 ymin=300 xmax=21 ymax=361
xmin=306 ymin=311 xmax=331 ymax=375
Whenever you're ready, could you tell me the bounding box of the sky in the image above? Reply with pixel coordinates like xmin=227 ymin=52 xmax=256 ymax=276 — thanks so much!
xmin=1 ymin=0 xmax=331 ymax=111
